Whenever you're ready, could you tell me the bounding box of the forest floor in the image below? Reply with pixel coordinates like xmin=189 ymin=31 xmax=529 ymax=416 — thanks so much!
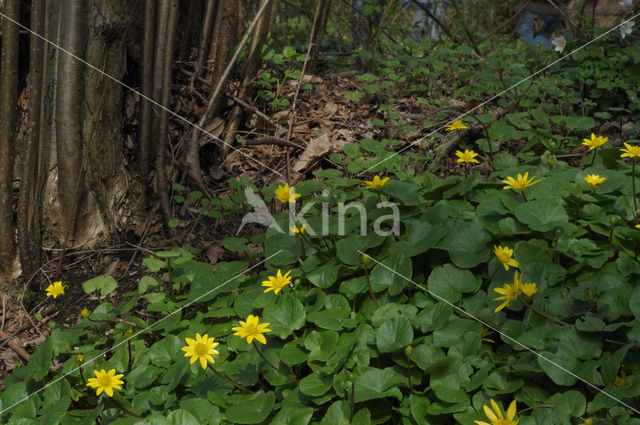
xmin=0 ymin=0 xmax=633 ymax=385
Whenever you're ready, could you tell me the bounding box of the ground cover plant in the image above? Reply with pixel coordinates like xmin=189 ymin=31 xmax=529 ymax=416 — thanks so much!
xmin=1 ymin=1 xmax=640 ymax=425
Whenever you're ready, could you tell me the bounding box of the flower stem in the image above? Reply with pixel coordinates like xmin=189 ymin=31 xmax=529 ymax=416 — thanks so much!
xmin=407 ymin=355 xmax=413 ymax=392
xmin=521 ymin=191 xmax=528 ymax=202
xmin=208 ymin=363 xmax=253 ymax=393
xmin=126 ymin=338 xmax=133 ymax=375
xmin=609 ymin=224 xmax=615 ymax=251
xmin=633 ymin=160 xmax=638 ymax=218
xmin=252 ymin=342 xmax=298 ymax=383
xmin=350 ymin=379 xmax=355 ymax=422
xmin=588 ymin=149 xmax=596 ymax=167
xmin=363 ymin=265 xmax=380 ymax=309
xmin=521 ymin=299 xmax=570 ymax=326
xmin=110 ymin=397 xmax=143 ymax=419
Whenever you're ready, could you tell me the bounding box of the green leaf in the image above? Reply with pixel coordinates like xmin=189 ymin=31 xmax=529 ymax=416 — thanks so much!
xmin=37 ymin=395 xmax=70 ymax=425
xmin=271 ymin=407 xmax=314 ymax=425
xmin=167 ymin=409 xmax=200 ymax=425
xmin=565 ymin=115 xmax=595 ymax=131
xmin=299 ymin=372 xmax=332 ymax=396
xmin=304 ymin=331 xmax=338 ymax=362
xmin=514 ymin=199 xmax=569 ymax=232
xmin=225 ymin=391 xmax=275 ymax=424
xmin=369 ymin=251 xmax=412 ymax=294
xmin=547 ymin=390 xmax=586 ymax=416
xmin=223 ymin=237 xmax=249 ymax=252
xmin=354 ymin=368 xmax=404 ymax=403
xmin=262 ymin=294 xmax=306 ymax=339
xmin=427 ymin=264 xmax=479 ymax=303
xmin=383 ymin=180 xmax=421 ymax=205
xmin=436 ymin=219 xmax=491 ymax=268
xmin=28 ymin=337 xmax=53 ymax=381
xmin=143 ymin=256 xmax=167 ymax=273
xmin=376 ymin=317 xmax=413 ymax=353
xmin=168 ymin=217 xmax=180 ymax=228
xmin=82 ymin=275 xmax=118 ymax=296
xmin=306 ymin=265 xmax=340 ymax=289
xmin=138 ymin=276 xmax=159 ymax=294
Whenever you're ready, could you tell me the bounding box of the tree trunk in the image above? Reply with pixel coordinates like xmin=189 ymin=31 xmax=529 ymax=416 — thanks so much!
xmin=55 ymin=0 xmax=99 ymax=247
xmin=0 ymin=0 xmax=20 ymax=280
xmin=308 ymin=0 xmax=332 ymax=72
xmin=156 ymin=0 xmax=179 ymax=225
xmin=17 ymin=0 xmax=45 ymax=279
xmin=83 ymin=0 xmax=138 ymax=239
xmin=139 ymin=0 xmax=156 ymax=177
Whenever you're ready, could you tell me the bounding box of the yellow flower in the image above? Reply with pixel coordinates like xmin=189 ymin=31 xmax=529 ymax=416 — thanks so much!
xmin=636 ymin=223 xmax=640 ymax=229
xmin=582 ymin=133 xmax=608 ymax=150
xmin=290 ymin=224 xmax=306 ymax=238
xmin=363 ymin=175 xmax=390 ymax=191
xmin=493 ymin=271 xmax=523 ymax=313
xmin=480 ymin=328 xmax=495 ymax=344
xmin=584 ymin=174 xmax=606 ymax=190
xmin=455 ymin=149 xmax=480 ymax=164
xmin=614 ymin=369 xmax=627 ymax=387
xmin=493 ymin=245 xmax=519 ymax=271
xmin=181 ymin=333 xmax=220 ymax=369
xmin=521 ymin=282 xmax=538 ymax=297
xmin=76 ymin=354 xmax=84 ymax=364
xmin=444 ymin=119 xmax=469 ymax=131
xmin=274 ymin=183 xmax=301 ymax=203
xmin=80 ymin=307 xmax=90 ymax=318
xmin=232 ymin=314 xmax=272 ymax=345
xmin=581 ymin=418 xmax=595 ymax=425
xmin=45 ymin=281 xmax=65 ymax=299
xmin=261 ymin=269 xmax=292 ymax=294
xmin=620 ymin=142 xmax=640 ymax=159
xmin=502 ymin=172 xmax=540 ymax=191
xmin=475 ymin=399 xmax=519 ymax=425
xmin=86 ymin=369 xmax=124 ymax=397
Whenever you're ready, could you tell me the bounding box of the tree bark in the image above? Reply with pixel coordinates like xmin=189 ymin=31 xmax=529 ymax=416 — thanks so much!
xmin=17 ymin=0 xmax=45 ymax=279
xmin=193 ymin=0 xmax=217 ymax=83
xmin=0 ymin=0 xmax=20 ymax=280
xmin=308 ymin=0 xmax=332 ymax=72
xmin=156 ymin=0 xmax=179 ymax=225
xmin=139 ymin=0 xmax=156 ymax=177
xmin=55 ymin=0 xmax=92 ymax=246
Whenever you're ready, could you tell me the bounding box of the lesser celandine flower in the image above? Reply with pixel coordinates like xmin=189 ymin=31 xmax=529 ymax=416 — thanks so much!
xmin=45 ymin=281 xmax=65 ymax=299
xmin=475 ymin=399 xmax=519 ymax=425
xmin=480 ymin=328 xmax=495 ymax=344
xmin=274 ymin=183 xmax=301 ymax=203
xmin=76 ymin=354 xmax=84 ymax=364
xmin=614 ymin=369 xmax=627 ymax=387
xmin=290 ymin=224 xmax=306 ymax=238
xmin=502 ymin=172 xmax=540 ymax=192
xmin=493 ymin=245 xmax=519 ymax=271
xmin=80 ymin=307 xmax=90 ymax=318
xmin=86 ymin=369 xmax=124 ymax=397
xmin=620 ymin=142 xmax=640 ymax=158
xmin=521 ymin=282 xmax=538 ymax=297
xmin=363 ymin=175 xmax=389 ymax=191
xmin=493 ymin=281 xmax=521 ymax=313
xmin=455 ymin=149 xmax=479 ymax=163
xmin=182 ymin=333 xmax=219 ymax=369
xmin=444 ymin=119 xmax=468 ymax=131
xmin=261 ymin=269 xmax=292 ymax=294
xmin=584 ymin=174 xmax=606 ymax=190
xmin=582 ymin=133 xmax=608 ymax=150
xmin=581 ymin=418 xmax=595 ymax=425
xmin=232 ymin=315 xmax=272 ymax=344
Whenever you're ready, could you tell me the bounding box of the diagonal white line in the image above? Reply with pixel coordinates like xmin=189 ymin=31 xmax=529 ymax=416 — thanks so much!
xmin=0 ymin=12 xmax=283 ymax=177
xmin=0 ymin=250 xmax=282 ymax=416
xmin=357 ymin=250 xmax=640 ymax=415
xmin=359 ymin=13 xmax=640 ymax=175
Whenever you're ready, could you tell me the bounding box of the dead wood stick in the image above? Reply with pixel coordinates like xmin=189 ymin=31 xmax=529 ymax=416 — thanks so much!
xmin=0 ymin=328 xmax=30 ymax=362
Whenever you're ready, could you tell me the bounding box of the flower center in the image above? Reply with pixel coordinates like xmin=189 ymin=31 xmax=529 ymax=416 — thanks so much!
xmin=194 ymin=342 xmax=208 ymax=356
xmin=99 ymin=375 xmax=112 ymax=387
xmin=244 ymin=323 xmax=259 ymax=335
